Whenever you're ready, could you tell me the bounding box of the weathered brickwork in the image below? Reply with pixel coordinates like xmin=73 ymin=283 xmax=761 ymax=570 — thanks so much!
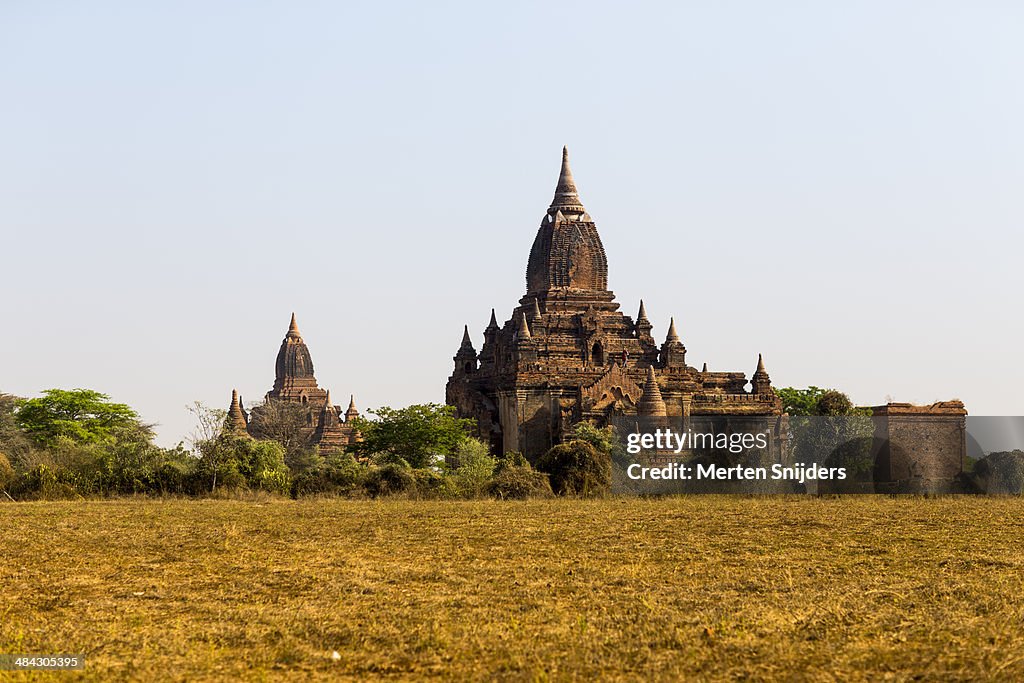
xmin=870 ymin=401 xmax=967 ymax=493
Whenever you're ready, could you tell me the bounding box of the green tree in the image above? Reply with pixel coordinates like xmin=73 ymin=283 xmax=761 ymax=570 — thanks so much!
xmin=443 ymin=438 xmax=496 ymax=498
xmin=195 ymin=435 xmax=290 ymax=494
xmin=0 ymin=393 xmax=33 ymax=469
xmin=247 ymin=399 xmax=320 ymax=472
xmin=349 ymin=403 xmax=474 ymax=469
xmin=776 ymin=387 xmax=874 ymax=486
xmin=15 ymin=389 xmax=145 ymax=447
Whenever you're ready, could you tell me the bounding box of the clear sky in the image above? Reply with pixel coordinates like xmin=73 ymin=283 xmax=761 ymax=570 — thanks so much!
xmin=2 ymin=1 xmax=1022 ymax=446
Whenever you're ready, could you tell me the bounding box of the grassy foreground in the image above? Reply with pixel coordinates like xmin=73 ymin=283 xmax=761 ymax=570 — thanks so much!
xmin=3 ymin=497 xmax=1024 ymax=681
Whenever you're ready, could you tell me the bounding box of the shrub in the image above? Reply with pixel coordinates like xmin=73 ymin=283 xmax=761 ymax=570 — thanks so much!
xmin=0 ymin=452 xmax=14 ymax=493
xmin=363 ymin=463 xmax=417 ymax=498
xmin=412 ymin=469 xmax=446 ymax=498
xmin=536 ymin=440 xmax=611 ymax=497
xmin=485 ymin=463 xmax=553 ymax=500
xmin=292 ymin=455 xmax=365 ymax=497
xmin=441 ymin=438 xmax=495 ymax=498
xmin=12 ymin=464 xmax=78 ymax=500
xmin=974 ymin=450 xmax=1024 ymax=494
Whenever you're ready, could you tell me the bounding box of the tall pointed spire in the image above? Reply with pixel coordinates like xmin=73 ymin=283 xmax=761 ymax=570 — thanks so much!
xmin=751 ymin=353 xmax=772 ymax=395
xmin=287 ymin=312 xmax=301 ymax=339
xmin=226 ymin=389 xmax=249 ymax=436
xmin=530 ymin=297 xmax=542 ymax=320
xmin=345 ymin=394 xmax=359 ymax=421
xmin=485 ymin=308 xmax=499 ymax=332
xmin=460 ymin=324 xmax=473 ymax=349
xmin=516 ymin=311 xmax=532 ymax=340
xmin=637 ymin=300 xmax=649 ymax=322
xmin=549 ymin=146 xmax=585 ymax=213
xmin=666 ymin=317 xmax=681 ymax=344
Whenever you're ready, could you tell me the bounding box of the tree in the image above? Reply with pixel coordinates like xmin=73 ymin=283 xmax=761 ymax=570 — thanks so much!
xmin=15 ymin=389 xmax=146 ymax=447
xmin=348 ymin=403 xmax=474 ymax=469
xmin=776 ymin=386 xmax=827 ymax=416
xmin=776 ymin=386 xmax=874 ymax=485
xmin=195 ymin=435 xmax=290 ymax=494
xmin=443 ymin=438 xmax=495 ymax=498
xmin=247 ymin=399 xmax=319 ymax=472
xmin=0 ymin=393 xmax=32 ymax=469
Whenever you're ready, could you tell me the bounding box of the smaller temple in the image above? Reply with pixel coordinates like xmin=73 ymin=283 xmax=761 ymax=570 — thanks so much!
xmin=225 ymin=389 xmax=250 ymax=437
xmin=231 ymin=313 xmax=360 ymax=453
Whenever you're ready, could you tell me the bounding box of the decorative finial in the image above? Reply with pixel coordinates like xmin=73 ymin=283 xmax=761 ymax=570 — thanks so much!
xmin=462 ymin=325 xmax=472 ymax=346
xmin=549 ymin=146 xmax=585 ymax=212
xmin=702 ymin=362 xmax=708 ymax=373
xmin=666 ymin=317 xmax=680 ymax=344
xmin=348 ymin=394 xmax=356 ymax=410
xmin=287 ymin=312 xmax=301 ymax=338
xmin=531 ymin=298 xmax=542 ymax=319
xmin=757 ymin=353 xmax=766 ymax=373
xmin=324 ymin=389 xmax=332 ymax=406
xmin=637 ymin=299 xmax=649 ymax=322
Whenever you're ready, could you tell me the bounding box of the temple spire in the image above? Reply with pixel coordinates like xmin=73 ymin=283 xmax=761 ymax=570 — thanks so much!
xmin=702 ymin=362 xmax=708 ymax=373
xmin=287 ymin=312 xmax=301 ymax=339
xmin=486 ymin=308 xmax=499 ymax=331
xmin=227 ymin=389 xmax=249 ymax=436
xmin=517 ymin=311 xmax=532 ymax=339
xmin=549 ymin=146 xmax=585 ymax=213
xmin=531 ymin=297 xmax=542 ymax=320
xmin=637 ymin=366 xmax=668 ymax=417
xmin=460 ymin=324 xmax=473 ymax=349
xmin=666 ymin=317 xmax=681 ymax=344
xmin=637 ymin=300 xmax=649 ymax=322
xmin=751 ymin=353 xmax=772 ymax=394
xmin=345 ymin=395 xmax=359 ymax=421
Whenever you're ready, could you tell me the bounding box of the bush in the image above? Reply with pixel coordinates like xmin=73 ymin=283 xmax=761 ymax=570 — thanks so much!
xmin=974 ymin=450 xmax=1024 ymax=494
xmin=441 ymin=438 xmax=495 ymax=498
xmin=485 ymin=464 xmax=553 ymax=500
xmin=535 ymin=440 xmax=611 ymax=497
xmin=12 ymin=464 xmax=79 ymax=500
xmin=363 ymin=463 xmax=417 ymax=498
xmin=412 ymin=469 xmax=446 ymax=498
xmin=0 ymin=452 xmax=14 ymax=493
xmin=292 ymin=455 xmax=365 ymax=497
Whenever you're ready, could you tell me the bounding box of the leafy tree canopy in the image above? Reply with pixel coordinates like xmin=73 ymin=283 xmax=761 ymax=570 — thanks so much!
xmin=349 ymin=403 xmax=474 ymax=469
xmin=775 ymin=387 xmax=868 ymax=417
xmin=15 ymin=389 xmax=145 ymax=447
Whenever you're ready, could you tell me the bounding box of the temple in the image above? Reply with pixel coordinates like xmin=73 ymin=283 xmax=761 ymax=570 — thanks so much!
xmin=227 ymin=313 xmax=360 ymax=452
xmin=446 ymin=147 xmax=785 ymax=459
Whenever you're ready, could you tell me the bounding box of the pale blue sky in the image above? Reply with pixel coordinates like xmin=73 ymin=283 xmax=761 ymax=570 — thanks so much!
xmin=2 ymin=1 xmax=1022 ymax=446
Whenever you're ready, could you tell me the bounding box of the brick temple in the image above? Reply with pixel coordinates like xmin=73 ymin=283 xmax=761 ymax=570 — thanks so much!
xmin=446 ymin=148 xmax=785 ymax=460
xmin=226 ymin=313 xmax=359 ymax=452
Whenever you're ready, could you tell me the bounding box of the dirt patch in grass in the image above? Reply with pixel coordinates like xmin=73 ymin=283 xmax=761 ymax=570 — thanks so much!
xmin=2 ymin=497 xmax=1023 ymax=680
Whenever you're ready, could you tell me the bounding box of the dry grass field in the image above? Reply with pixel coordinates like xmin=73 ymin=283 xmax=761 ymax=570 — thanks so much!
xmin=3 ymin=497 xmax=1024 ymax=681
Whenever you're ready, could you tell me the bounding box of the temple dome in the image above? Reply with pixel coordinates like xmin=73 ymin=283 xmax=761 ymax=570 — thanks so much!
xmin=525 ymin=147 xmax=610 ymax=301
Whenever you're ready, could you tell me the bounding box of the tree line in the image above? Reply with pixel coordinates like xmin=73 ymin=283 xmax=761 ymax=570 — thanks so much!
xmin=0 ymin=389 xmax=614 ymax=500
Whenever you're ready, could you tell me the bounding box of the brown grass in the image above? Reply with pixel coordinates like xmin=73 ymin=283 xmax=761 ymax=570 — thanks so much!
xmin=2 ymin=497 xmax=1024 ymax=681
